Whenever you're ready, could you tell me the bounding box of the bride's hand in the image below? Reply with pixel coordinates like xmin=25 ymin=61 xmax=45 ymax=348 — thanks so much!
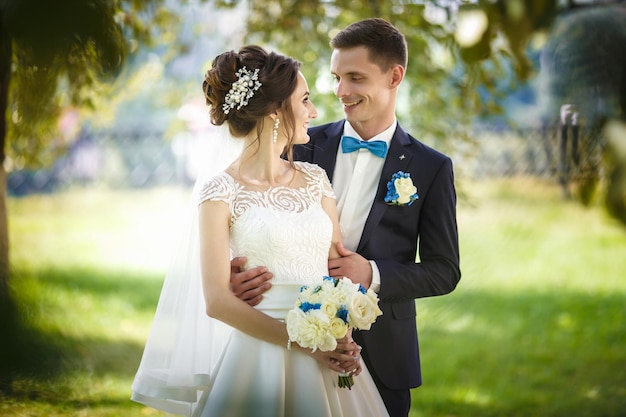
xmin=335 ymin=333 xmax=363 ymax=377
xmin=305 ymin=331 xmax=362 ymax=376
xmin=309 ymin=347 xmax=361 ymax=375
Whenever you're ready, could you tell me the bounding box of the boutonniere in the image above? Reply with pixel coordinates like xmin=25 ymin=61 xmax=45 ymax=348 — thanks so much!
xmin=384 ymin=171 xmax=419 ymax=206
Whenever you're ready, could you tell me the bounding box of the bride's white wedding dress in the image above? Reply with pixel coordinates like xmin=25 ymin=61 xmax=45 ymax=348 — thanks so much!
xmin=191 ymin=161 xmax=389 ymax=417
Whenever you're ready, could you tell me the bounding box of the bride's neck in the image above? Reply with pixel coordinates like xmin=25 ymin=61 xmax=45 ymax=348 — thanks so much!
xmin=234 ymin=141 xmax=293 ymax=187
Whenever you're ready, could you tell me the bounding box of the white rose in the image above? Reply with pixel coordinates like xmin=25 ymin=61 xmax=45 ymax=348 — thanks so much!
xmin=347 ymin=292 xmax=383 ymax=330
xmin=394 ymin=177 xmax=417 ymax=205
xmin=320 ymin=301 xmax=338 ymax=319
xmin=329 ymin=317 xmax=349 ymax=339
xmin=366 ymin=289 xmax=381 ymax=308
xmin=337 ymin=277 xmax=361 ymax=298
xmin=322 ymin=284 xmax=342 ymax=305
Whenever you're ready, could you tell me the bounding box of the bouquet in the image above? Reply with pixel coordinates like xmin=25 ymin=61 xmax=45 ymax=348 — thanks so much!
xmin=286 ymin=276 xmax=382 ymax=389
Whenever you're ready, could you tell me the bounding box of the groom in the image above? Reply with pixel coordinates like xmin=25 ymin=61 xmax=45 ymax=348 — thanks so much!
xmin=231 ymin=18 xmax=460 ymax=417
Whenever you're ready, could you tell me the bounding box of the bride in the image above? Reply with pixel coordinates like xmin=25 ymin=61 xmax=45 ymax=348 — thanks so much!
xmin=131 ymin=45 xmax=389 ymax=417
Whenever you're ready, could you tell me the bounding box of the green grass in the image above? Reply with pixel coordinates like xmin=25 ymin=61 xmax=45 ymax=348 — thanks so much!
xmin=2 ymin=178 xmax=625 ymax=416
xmin=413 ymin=178 xmax=626 ymax=416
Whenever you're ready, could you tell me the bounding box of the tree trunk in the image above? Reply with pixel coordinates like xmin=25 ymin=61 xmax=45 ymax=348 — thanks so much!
xmin=0 ymin=167 xmax=8 ymax=301
xmin=0 ymin=8 xmax=10 ymax=288
xmin=0 ymin=10 xmax=15 ymax=394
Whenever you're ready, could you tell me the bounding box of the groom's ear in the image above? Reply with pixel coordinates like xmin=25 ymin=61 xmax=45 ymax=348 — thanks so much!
xmin=389 ymin=64 xmax=404 ymax=88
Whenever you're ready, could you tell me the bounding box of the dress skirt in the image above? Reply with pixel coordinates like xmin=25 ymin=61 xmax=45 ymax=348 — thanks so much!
xmin=191 ymin=283 xmax=389 ymax=417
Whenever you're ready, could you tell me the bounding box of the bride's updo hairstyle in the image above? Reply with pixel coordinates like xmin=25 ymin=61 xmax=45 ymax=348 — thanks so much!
xmin=203 ymin=45 xmax=301 ymax=159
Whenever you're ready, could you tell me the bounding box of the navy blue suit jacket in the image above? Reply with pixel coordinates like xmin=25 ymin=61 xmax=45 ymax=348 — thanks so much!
xmin=294 ymin=120 xmax=461 ymax=390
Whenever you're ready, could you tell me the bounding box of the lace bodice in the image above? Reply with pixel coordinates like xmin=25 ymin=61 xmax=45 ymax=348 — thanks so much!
xmin=198 ymin=161 xmax=335 ymax=284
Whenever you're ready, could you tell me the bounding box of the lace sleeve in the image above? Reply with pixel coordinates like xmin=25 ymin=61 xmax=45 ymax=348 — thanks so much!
xmin=319 ymin=169 xmax=335 ymax=199
xmin=306 ymin=162 xmax=335 ymax=200
xmin=197 ymin=172 xmax=234 ymax=206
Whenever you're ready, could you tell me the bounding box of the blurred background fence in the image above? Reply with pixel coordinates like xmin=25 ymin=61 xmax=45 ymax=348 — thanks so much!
xmin=7 ymin=121 xmax=604 ymax=199
xmin=8 ymin=127 xmax=191 ymax=195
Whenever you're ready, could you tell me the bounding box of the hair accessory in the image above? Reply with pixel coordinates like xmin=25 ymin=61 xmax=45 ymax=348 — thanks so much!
xmin=272 ymin=117 xmax=280 ymax=143
xmin=222 ymin=67 xmax=262 ymax=114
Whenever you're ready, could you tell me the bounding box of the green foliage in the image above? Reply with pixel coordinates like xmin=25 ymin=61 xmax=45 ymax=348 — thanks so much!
xmin=241 ymin=0 xmax=476 ymax=146
xmin=539 ymin=4 xmax=626 ymax=224
xmin=2 ymin=0 xmax=197 ymax=167
xmin=459 ymin=0 xmax=557 ymax=78
xmin=5 ymin=0 xmax=123 ymax=165
xmin=540 ymin=5 xmax=626 ymax=122
xmin=225 ymin=0 xmax=626 ymax=225
xmin=3 ymin=180 xmax=626 ymax=415
xmin=209 ymin=0 xmax=561 ymax=162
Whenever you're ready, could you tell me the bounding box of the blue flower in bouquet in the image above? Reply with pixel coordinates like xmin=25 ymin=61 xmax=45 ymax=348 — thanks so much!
xmin=300 ymin=302 xmax=321 ymax=312
xmin=384 ymin=171 xmax=418 ymax=206
xmin=286 ymin=276 xmax=383 ymax=389
xmin=337 ymin=307 xmax=348 ymax=322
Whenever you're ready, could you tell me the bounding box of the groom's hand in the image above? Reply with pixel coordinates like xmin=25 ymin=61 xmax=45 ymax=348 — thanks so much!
xmin=328 ymin=243 xmax=373 ymax=289
xmin=230 ymin=256 xmax=273 ymax=307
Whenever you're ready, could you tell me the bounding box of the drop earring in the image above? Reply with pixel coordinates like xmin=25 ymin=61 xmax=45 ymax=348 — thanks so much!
xmin=272 ymin=117 xmax=280 ymax=143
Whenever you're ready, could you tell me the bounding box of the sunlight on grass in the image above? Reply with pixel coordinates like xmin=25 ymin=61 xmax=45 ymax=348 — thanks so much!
xmin=4 ymin=187 xmax=193 ymax=417
xmin=456 ymin=177 xmax=626 ymax=294
xmin=4 ymin=179 xmax=626 ymax=417
xmin=451 ymin=387 xmax=492 ymax=407
xmin=8 ymin=186 xmax=191 ymax=273
xmin=412 ymin=177 xmax=626 ymax=417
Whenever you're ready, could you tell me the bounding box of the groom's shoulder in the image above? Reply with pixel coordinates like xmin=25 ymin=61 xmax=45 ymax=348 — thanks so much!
xmin=400 ymin=127 xmax=451 ymax=163
xmin=308 ymin=120 xmax=344 ymax=141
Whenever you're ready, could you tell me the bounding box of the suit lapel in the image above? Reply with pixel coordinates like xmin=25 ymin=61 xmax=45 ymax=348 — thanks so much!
xmin=358 ymin=126 xmax=414 ymax=251
xmin=312 ymin=122 xmax=343 ymax=182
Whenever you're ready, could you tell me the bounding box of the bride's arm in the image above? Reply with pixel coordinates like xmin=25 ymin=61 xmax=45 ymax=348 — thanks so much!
xmin=321 ymin=195 xmax=342 ymax=260
xmin=320 ymin=196 xmax=362 ymax=375
xmin=199 ymin=200 xmax=283 ymax=342
xmin=199 ymin=200 xmax=354 ymax=372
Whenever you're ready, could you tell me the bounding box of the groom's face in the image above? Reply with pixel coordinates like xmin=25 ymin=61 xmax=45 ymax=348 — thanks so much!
xmin=330 ymin=46 xmax=398 ymax=138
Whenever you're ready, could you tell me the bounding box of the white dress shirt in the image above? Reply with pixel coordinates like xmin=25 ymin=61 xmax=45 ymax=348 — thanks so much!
xmin=333 ymin=119 xmax=397 ymax=292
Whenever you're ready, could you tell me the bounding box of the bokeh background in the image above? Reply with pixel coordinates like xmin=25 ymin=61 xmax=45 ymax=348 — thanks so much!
xmin=1 ymin=1 xmax=625 ymax=416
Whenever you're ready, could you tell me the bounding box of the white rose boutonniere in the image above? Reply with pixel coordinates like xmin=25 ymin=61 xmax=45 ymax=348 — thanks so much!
xmin=384 ymin=171 xmax=419 ymax=206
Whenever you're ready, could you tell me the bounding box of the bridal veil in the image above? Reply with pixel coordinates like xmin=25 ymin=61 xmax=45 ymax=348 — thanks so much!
xmin=131 ymin=127 xmax=241 ymax=415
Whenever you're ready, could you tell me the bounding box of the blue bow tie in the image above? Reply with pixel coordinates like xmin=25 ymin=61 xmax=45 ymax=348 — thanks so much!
xmin=341 ymin=135 xmax=388 ymax=158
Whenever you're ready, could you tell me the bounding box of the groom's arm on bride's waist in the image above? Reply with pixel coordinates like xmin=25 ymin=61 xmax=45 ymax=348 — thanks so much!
xmin=230 ymin=256 xmax=274 ymax=307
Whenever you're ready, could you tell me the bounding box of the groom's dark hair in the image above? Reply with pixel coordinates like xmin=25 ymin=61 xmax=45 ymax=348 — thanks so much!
xmin=330 ymin=18 xmax=408 ymax=71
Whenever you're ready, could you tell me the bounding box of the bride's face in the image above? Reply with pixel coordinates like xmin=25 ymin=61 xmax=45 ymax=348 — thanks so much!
xmin=289 ymin=72 xmax=318 ymax=145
